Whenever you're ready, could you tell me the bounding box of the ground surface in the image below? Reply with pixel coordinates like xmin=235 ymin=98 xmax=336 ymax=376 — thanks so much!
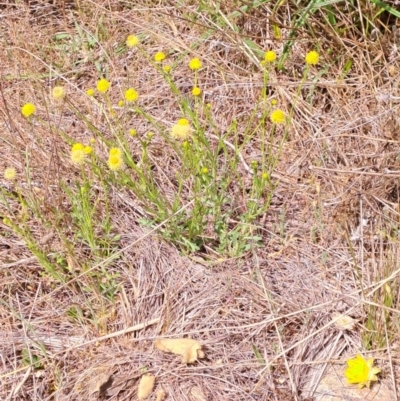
xmin=1 ymin=1 xmax=400 ymax=400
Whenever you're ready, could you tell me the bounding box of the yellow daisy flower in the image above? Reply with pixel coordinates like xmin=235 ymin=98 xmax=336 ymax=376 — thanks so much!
xmin=70 ymin=143 xmax=86 ymax=165
xmin=97 ymin=78 xmax=110 ymax=93
xmin=345 ymin=354 xmax=380 ymax=389
xmin=52 ymin=86 xmax=66 ymax=100
xmin=4 ymin=168 xmax=16 ymax=180
xmin=189 ymin=58 xmax=202 ymax=70
xmin=171 ymin=118 xmax=191 ymax=140
xmin=270 ymin=109 xmax=286 ymax=124
xmin=124 ymin=88 xmax=139 ymax=102
xmin=305 ymin=50 xmax=319 ymax=65
xmin=86 ymin=88 xmax=95 ymax=97
xmin=21 ymin=103 xmax=36 ymax=118
xmin=108 ymin=148 xmax=124 ymax=171
xmin=264 ymin=50 xmax=277 ymax=63
xmin=163 ymin=65 xmax=171 ymax=73
xmin=154 ymin=52 xmax=166 ymax=62
xmin=192 ymin=87 xmax=201 ymax=96
xmin=126 ymin=35 xmax=139 ymax=48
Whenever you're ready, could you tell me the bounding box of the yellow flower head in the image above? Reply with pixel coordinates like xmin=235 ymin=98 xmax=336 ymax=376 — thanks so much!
xmin=52 ymin=86 xmax=66 ymax=100
xmin=86 ymin=88 xmax=95 ymax=97
xmin=305 ymin=50 xmax=319 ymax=65
xmin=4 ymin=167 xmax=16 ymax=180
xmin=154 ymin=52 xmax=166 ymax=62
xmin=271 ymin=99 xmax=278 ymax=105
xmin=97 ymin=78 xmax=110 ymax=93
xmin=83 ymin=146 xmax=92 ymax=154
xmin=124 ymin=88 xmax=139 ymax=102
xmin=163 ymin=65 xmax=171 ymax=73
xmin=21 ymin=103 xmax=36 ymax=118
xmin=129 ymin=128 xmax=137 ymax=136
xmin=345 ymin=355 xmax=380 ymax=389
xmin=126 ymin=35 xmax=139 ymax=48
xmin=201 ymin=167 xmax=208 ymax=174
xmin=270 ymin=109 xmax=286 ymax=125
xmin=171 ymin=118 xmax=191 ymax=140
xmin=118 ymin=100 xmax=124 ymax=107
xmin=262 ymin=172 xmax=269 ymax=179
xmin=192 ymin=86 xmax=201 ymax=97
xmin=108 ymin=148 xmax=124 ymax=171
xmin=264 ymin=50 xmax=277 ymax=63
xmin=189 ymin=58 xmax=202 ymax=70
xmin=70 ymin=143 xmax=86 ymax=165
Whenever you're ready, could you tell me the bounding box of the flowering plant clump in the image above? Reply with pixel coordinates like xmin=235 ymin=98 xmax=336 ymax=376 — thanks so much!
xmin=126 ymin=35 xmax=139 ymax=48
xmin=345 ymin=354 xmax=381 ymax=389
xmin=52 ymin=86 xmax=66 ymax=100
xmin=189 ymin=58 xmax=202 ymax=70
xmin=21 ymin=103 xmax=36 ymax=118
xmin=171 ymin=118 xmax=191 ymax=140
xmin=4 ymin=168 xmax=16 ymax=180
xmin=264 ymin=50 xmax=277 ymax=63
xmin=97 ymin=78 xmax=111 ymax=93
xmin=270 ymin=109 xmax=286 ymax=125
xmin=192 ymin=87 xmax=201 ymax=97
xmin=305 ymin=50 xmax=319 ymax=65
xmin=124 ymin=88 xmax=139 ymax=102
xmin=154 ymin=52 xmax=166 ymax=62
xmin=108 ymin=148 xmax=124 ymax=171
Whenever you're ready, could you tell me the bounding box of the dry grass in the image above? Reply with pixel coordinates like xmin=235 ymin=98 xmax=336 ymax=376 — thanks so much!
xmin=1 ymin=1 xmax=400 ymax=400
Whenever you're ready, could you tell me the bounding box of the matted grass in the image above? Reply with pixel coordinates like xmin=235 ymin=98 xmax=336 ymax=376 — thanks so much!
xmin=1 ymin=1 xmax=400 ymax=400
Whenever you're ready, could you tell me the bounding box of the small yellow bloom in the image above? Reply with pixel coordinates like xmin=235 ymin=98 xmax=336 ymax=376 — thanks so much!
xmin=129 ymin=129 xmax=137 ymax=136
xmin=109 ymin=147 xmax=122 ymax=157
xmin=189 ymin=58 xmax=202 ymax=70
xmin=182 ymin=140 xmax=189 ymax=149
xmin=264 ymin=50 xmax=277 ymax=63
xmin=124 ymin=88 xmax=138 ymax=102
xmin=83 ymin=146 xmax=92 ymax=154
xmin=154 ymin=52 xmax=166 ymax=62
xmin=270 ymin=109 xmax=286 ymax=125
xmin=262 ymin=172 xmax=269 ymax=179
xmin=97 ymin=78 xmax=110 ymax=93
xmin=271 ymin=99 xmax=278 ymax=105
xmin=118 ymin=100 xmax=124 ymax=107
xmin=305 ymin=50 xmax=319 ymax=65
xmin=52 ymin=86 xmax=66 ymax=100
xmin=201 ymin=167 xmax=208 ymax=174
xmin=4 ymin=168 xmax=16 ymax=180
xmin=192 ymin=87 xmax=201 ymax=96
xmin=126 ymin=35 xmax=139 ymax=47
xmin=171 ymin=118 xmax=191 ymax=140
xmin=108 ymin=148 xmax=124 ymax=171
xmin=86 ymin=88 xmax=95 ymax=97
xmin=345 ymin=354 xmax=380 ymax=389
xmin=163 ymin=65 xmax=171 ymax=73
xmin=21 ymin=103 xmax=36 ymax=118
xmin=147 ymin=132 xmax=154 ymax=139
xmin=70 ymin=143 xmax=86 ymax=165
